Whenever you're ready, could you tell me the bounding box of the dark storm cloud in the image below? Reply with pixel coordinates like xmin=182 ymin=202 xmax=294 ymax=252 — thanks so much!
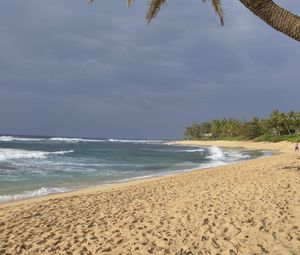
xmin=0 ymin=0 xmax=299 ymax=139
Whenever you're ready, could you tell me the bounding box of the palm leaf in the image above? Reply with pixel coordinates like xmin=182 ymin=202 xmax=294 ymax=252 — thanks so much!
xmin=89 ymin=0 xmax=134 ymax=8
xmin=127 ymin=0 xmax=134 ymax=7
xmin=146 ymin=0 xmax=167 ymax=23
xmin=203 ymin=0 xmax=224 ymax=25
xmin=211 ymin=0 xmax=224 ymax=26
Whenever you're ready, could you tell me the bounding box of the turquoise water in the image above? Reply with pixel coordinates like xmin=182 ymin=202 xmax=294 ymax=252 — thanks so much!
xmin=0 ymin=136 xmax=263 ymax=202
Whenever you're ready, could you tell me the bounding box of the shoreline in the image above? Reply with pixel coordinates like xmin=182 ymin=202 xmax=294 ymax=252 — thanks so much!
xmin=1 ymin=140 xmax=299 ymax=254
xmin=0 ymin=141 xmax=274 ymax=208
xmin=166 ymin=140 xmax=292 ymax=153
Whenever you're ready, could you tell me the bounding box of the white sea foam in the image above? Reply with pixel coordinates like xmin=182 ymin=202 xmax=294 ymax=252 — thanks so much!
xmin=206 ymin=146 xmax=251 ymax=162
xmin=206 ymin=146 xmax=226 ymax=160
xmin=0 ymin=149 xmax=73 ymax=161
xmin=49 ymin=137 xmax=106 ymax=143
xmin=226 ymin=151 xmax=251 ymax=159
xmin=0 ymin=187 xmax=71 ymax=203
xmin=108 ymin=139 xmax=163 ymax=144
xmin=51 ymin=150 xmax=74 ymax=155
xmin=149 ymin=148 xmax=204 ymax=153
xmin=0 ymin=136 xmax=45 ymax=142
xmin=109 ymin=175 xmax=156 ymax=184
xmin=178 ymin=148 xmax=205 ymax=152
xmin=198 ymin=161 xmax=227 ymax=169
xmin=0 ymin=136 xmax=107 ymax=143
xmin=174 ymin=160 xmax=226 ymax=171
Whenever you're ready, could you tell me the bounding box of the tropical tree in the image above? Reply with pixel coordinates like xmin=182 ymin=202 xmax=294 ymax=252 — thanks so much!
xmin=225 ymin=118 xmax=243 ymax=137
xmin=239 ymin=120 xmax=261 ymax=139
xmin=89 ymin=0 xmax=300 ymax=42
xmin=210 ymin=119 xmax=221 ymax=138
xmin=185 ymin=122 xmax=212 ymax=139
xmin=184 ymin=123 xmax=203 ymax=139
xmin=267 ymin=110 xmax=295 ymax=135
xmin=287 ymin=111 xmax=300 ymax=134
xmin=268 ymin=110 xmax=284 ymax=135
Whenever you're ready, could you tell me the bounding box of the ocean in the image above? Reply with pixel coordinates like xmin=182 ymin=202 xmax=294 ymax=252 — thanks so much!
xmin=0 ymin=135 xmax=264 ymax=203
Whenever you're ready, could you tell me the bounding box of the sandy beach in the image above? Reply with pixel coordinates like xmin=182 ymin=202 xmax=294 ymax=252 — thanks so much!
xmin=0 ymin=140 xmax=300 ymax=254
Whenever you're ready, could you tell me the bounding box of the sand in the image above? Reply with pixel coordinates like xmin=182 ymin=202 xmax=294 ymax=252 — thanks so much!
xmin=0 ymin=140 xmax=300 ymax=254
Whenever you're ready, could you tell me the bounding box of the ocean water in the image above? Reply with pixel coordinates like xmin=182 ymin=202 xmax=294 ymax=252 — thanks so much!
xmin=0 ymin=135 xmax=264 ymax=202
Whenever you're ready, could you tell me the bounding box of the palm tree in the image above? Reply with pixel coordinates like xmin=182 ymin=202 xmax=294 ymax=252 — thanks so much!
xmin=89 ymin=0 xmax=300 ymax=42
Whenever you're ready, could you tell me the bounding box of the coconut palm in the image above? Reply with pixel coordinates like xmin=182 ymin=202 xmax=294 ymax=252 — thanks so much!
xmin=89 ymin=0 xmax=300 ymax=42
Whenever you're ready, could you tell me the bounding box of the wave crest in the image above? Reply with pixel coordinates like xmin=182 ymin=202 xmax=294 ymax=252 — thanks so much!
xmin=108 ymin=139 xmax=163 ymax=144
xmin=50 ymin=137 xmax=107 ymax=143
xmin=206 ymin=146 xmax=251 ymax=162
xmin=0 ymin=136 xmax=45 ymax=142
xmin=206 ymin=146 xmax=226 ymax=160
xmin=0 ymin=149 xmax=74 ymax=161
xmin=178 ymin=148 xmax=205 ymax=153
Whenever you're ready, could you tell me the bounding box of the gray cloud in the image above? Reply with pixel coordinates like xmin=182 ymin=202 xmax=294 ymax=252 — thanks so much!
xmin=0 ymin=0 xmax=299 ymax=139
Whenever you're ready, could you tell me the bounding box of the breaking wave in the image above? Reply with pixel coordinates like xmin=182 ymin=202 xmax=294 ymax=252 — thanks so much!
xmin=177 ymin=148 xmax=205 ymax=152
xmin=206 ymin=146 xmax=226 ymax=161
xmin=108 ymin=139 xmax=163 ymax=144
xmin=0 ymin=149 xmax=74 ymax=161
xmin=49 ymin=137 xmax=106 ymax=143
xmin=206 ymin=146 xmax=251 ymax=162
xmin=0 ymin=136 xmax=45 ymax=142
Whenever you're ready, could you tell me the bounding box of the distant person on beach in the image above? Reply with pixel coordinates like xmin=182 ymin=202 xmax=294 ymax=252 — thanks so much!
xmin=295 ymin=142 xmax=299 ymax=152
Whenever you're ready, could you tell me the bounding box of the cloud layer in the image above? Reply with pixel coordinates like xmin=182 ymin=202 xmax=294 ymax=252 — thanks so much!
xmin=0 ymin=0 xmax=299 ymax=139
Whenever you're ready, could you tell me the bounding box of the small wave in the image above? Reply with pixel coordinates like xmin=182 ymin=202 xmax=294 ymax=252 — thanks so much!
xmin=197 ymin=161 xmax=227 ymax=169
xmin=225 ymin=151 xmax=251 ymax=160
xmin=109 ymin=175 xmax=156 ymax=183
xmin=0 ymin=136 xmax=45 ymax=142
xmin=49 ymin=137 xmax=106 ymax=143
xmin=0 ymin=187 xmax=71 ymax=203
xmin=0 ymin=149 xmax=74 ymax=161
xmin=177 ymin=148 xmax=205 ymax=153
xmin=50 ymin=150 xmax=74 ymax=155
xmin=108 ymin=139 xmax=163 ymax=144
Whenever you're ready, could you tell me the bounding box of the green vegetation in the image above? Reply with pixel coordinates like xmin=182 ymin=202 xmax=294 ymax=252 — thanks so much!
xmin=185 ymin=110 xmax=300 ymax=142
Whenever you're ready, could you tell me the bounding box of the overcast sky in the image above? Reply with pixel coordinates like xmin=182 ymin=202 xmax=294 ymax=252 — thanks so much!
xmin=0 ymin=0 xmax=299 ymax=139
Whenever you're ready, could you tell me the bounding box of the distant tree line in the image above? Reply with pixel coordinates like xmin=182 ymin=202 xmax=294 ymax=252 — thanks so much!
xmin=185 ymin=110 xmax=300 ymax=141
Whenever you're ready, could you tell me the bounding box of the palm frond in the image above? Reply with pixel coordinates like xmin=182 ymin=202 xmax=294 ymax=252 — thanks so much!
xmin=127 ymin=0 xmax=134 ymax=8
xmin=90 ymin=0 xmax=135 ymax=8
xmin=146 ymin=0 xmax=166 ymax=23
xmin=211 ymin=0 xmax=224 ymax=26
xmin=202 ymin=0 xmax=224 ymax=26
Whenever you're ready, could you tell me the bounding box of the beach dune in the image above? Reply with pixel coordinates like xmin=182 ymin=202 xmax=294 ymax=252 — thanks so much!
xmin=0 ymin=141 xmax=300 ymax=254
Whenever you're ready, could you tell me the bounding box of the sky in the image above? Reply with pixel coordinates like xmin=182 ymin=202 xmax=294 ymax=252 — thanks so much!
xmin=0 ymin=0 xmax=299 ymax=139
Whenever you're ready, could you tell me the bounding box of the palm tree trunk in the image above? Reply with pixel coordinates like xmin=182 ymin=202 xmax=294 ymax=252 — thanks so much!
xmin=284 ymin=121 xmax=292 ymax=135
xmin=239 ymin=0 xmax=300 ymax=42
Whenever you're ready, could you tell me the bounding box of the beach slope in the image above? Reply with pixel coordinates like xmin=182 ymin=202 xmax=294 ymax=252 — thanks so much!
xmin=0 ymin=141 xmax=300 ymax=254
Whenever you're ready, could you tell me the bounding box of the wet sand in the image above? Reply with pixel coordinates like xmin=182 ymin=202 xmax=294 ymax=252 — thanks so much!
xmin=0 ymin=141 xmax=299 ymax=254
